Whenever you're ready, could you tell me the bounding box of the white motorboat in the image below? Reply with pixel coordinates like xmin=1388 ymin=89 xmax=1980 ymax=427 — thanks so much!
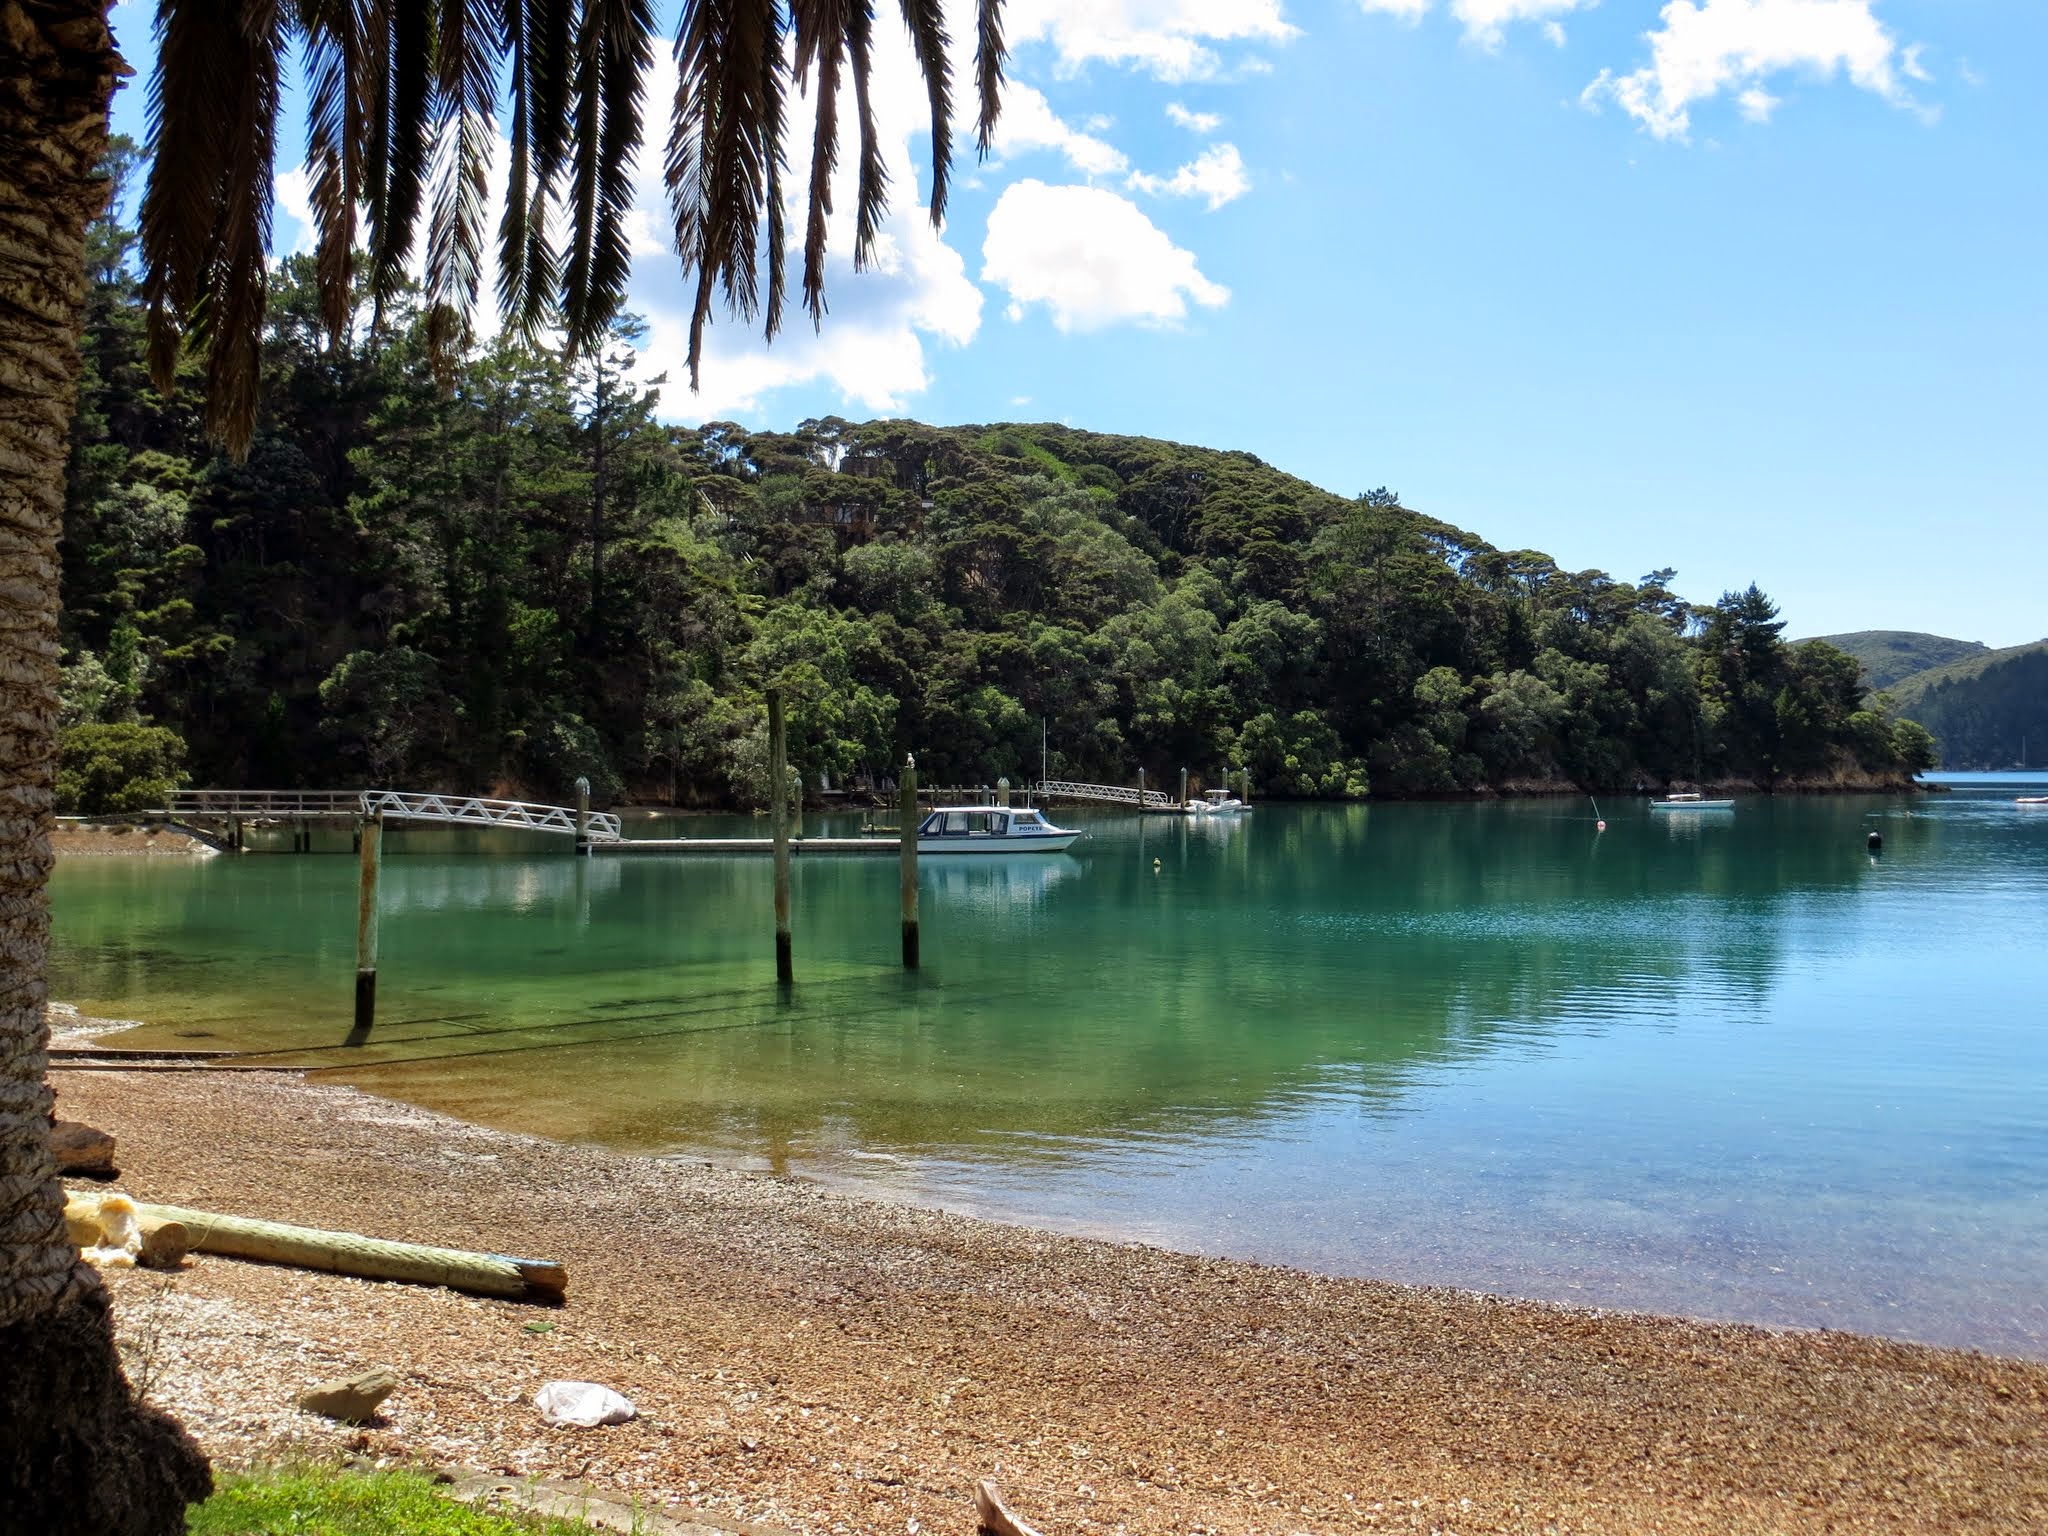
xmin=1650 ymin=792 xmax=1735 ymax=811
xmin=914 ymin=804 xmax=1080 ymax=853
xmin=1182 ymin=789 xmax=1249 ymax=817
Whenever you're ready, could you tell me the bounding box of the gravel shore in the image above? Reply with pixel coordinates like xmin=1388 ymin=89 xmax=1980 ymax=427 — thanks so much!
xmin=55 ymin=1066 xmax=2048 ymax=1535
xmin=51 ymin=822 xmax=214 ymax=856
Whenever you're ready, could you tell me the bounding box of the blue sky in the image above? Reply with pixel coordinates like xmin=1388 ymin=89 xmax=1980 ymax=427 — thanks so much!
xmin=105 ymin=1 xmax=2048 ymax=645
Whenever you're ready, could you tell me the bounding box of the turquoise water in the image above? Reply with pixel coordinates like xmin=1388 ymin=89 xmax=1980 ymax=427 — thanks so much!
xmin=48 ymin=781 xmax=2048 ymax=1356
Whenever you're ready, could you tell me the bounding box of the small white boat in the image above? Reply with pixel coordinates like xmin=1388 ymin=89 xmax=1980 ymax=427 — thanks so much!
xmin=1650 ymin=792 xmax=1735 ymax=811
xmin=1182 ymin=789 xmax=1249 ymax=817
xmin=914 ymin=805 xmax=1080 ymax=853
xmin=2018 ymin=797 xmax=2048 ymax=806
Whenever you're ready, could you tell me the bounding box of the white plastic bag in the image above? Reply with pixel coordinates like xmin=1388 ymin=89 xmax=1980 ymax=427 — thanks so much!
xmin=534 ymin=1380 xmax=636 ymax=1427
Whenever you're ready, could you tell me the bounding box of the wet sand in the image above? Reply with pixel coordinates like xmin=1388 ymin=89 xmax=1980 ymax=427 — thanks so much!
xmin=56 ymin=1066 xmax=2048 ymax=1535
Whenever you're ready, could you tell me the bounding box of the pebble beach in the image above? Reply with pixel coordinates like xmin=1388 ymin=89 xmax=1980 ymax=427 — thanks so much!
xmin=50 ymin=1060 xmax=2048 ymax=1535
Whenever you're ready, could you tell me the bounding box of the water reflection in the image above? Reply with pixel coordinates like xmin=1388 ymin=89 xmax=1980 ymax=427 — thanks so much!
xmin=47 ymin=790 xmax=2048 ymax=1355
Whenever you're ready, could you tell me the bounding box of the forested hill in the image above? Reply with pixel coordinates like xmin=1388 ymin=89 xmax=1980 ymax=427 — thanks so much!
xmin=57 ymin=204 xmax=1934 ymax=810
xmin=1804 ymin=631 xmax=1988 ymax=692
xmin=1885 ymin=642 xmax=2048 ymax=770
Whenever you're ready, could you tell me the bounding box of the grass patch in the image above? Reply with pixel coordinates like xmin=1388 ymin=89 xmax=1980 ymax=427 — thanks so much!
xmin=189 ymin=1466 xmax=602 ymax=1535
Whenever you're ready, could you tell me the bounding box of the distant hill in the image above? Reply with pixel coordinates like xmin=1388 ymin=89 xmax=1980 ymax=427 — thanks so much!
xmin=1887 ymin=641 xmax=2048 ymax=769
xmin=1805 ymin=630 xmax=1989 ymax=690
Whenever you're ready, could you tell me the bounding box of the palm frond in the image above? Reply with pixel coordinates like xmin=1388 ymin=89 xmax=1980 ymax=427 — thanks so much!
xmin=141 ymin=0 xmax=285 ymax=455
xmin=495 ymin=0 xmax=536 ymax=327
xmin=207 ymin=0 xmax=285 ymax=455
xmin=141 ymin=0 xmax=237 ymax=388
xmin=561 ymin=0 xmax=656 ymax=354
xmin=757 ymin=5 xmax=787 ymax=341
xmin=300 ymin=0 xmax=371 ymax=345
xmin=844 ymin=0 xmax=887 ymax=265
xmin=973 ymin=0 xmax=1004 ymax=156
xmin=896 ymin=0 xmax=952 ymax=223
xmin=360 ymin=0 xmax=392 ymax=282
xmin=368 ymin=0 xmax=434 ymax=319
xmin=424 ymin=0 xmax=504 ymax=376
xmin=791 ymin=0 xmax=847 ymax=324
xmin=667 ymin=0 xmax=786 ymax=386
xmin=140 ymin=0 xmax=1008 ymax=443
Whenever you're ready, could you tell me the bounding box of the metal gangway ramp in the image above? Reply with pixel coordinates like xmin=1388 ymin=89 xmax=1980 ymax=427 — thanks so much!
xmin=1034 ymin=779 xmax=1177 ymax=810
xmin=168 ymin=789 xmax=623 ymax=842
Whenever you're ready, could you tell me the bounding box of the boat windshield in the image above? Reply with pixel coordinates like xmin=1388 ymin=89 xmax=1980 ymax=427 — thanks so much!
xmin=918 ymin=809 xmax=1011 ymax=836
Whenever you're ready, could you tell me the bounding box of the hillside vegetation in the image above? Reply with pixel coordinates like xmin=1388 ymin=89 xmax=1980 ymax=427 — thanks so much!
xmin=55 ymin=171 xmax=1933 ymax=811
xmin=1887 ymin=643 xmax=2048 ymax=770
xmin=1804 ymin=631 xmax=1988 ymax=691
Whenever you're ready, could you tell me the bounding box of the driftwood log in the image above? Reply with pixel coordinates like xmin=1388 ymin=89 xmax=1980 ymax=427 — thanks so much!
xmin=129 ymin=1201 xmax=566 ymax=1303
xmin=62 ymin=1193 xmax=188 ymax=1269
xmin=975 ymin=1480 xmax=1045 ymax=1536
xmin=52 ymin=1119 xmax=117 ymax=1176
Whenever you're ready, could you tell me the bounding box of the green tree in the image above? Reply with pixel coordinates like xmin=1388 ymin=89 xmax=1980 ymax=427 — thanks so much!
xmin=55 ymin=722 xmax=187 ymax=813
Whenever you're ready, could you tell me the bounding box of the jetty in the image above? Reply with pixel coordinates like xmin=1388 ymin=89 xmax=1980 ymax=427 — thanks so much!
xmin=166 ymin=778 xmax=1183 ymax=855
xmin=167 ymin=789 xmax=623 ymax=848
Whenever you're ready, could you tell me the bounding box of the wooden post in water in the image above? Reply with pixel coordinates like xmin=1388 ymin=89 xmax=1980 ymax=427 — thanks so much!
xmin=768 ymin=689 xmax=793 ymax=985
xmin=354 ymin=810 xmax=383 ymax=1034
xmin=1137 ymin=767 xmax=1147 ymax=815
xmin=900 ymin=754 xmax=920 ymax=970
xmin=1178 ymin=767 xmax=1189 ymax=809
xmin=574 ymin=775 xmax=591 ymax=854
xmin=1240 ymin=769 xmax=1252 ymax=808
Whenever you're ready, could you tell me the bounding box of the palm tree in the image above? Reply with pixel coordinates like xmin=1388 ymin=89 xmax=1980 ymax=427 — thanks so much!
xmin=0 ymin=1 xmax=1004 ymax=1527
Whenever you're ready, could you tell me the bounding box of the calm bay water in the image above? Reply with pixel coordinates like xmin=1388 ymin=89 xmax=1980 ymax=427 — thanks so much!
xmin=49 ymin=780 xmax=2048 ymax=1356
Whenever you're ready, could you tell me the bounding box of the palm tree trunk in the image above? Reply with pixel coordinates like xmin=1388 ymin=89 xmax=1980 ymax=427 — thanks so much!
xmin=0 ymin=0 xmax=210 ymax=1526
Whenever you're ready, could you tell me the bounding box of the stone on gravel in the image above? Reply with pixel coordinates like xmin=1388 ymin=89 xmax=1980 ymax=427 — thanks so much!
xmin=298 ymin=1366 xmax=399 ymax=1423
xmin=535 ymin=1380 xmax=637 ymax=1427
xmin=53 ymin=1120 xmax=117 ymax=1177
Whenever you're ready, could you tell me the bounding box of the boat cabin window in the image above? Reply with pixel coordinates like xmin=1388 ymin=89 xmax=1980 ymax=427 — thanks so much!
xmin=919 ymin=809 xmax=1009 ymax=835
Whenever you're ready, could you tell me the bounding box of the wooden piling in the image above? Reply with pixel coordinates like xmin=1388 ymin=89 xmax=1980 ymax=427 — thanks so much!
xmin=1239 ymin=769 xmax=1252 ymax=808
xmin=769 ymin=689 xmax=793 ymax=985
xmin=574 ymin=775 xmax=591 ymax=853
xmin=900 ymin=755 xmax=920 ymax=969
xmin=1178 ymin=767 xmax=1189 ymax=809
xmin=355 ymin=810 xmax=383 ymax=1034
xmin=1137 ymin=767 xmax=1147 ymax=815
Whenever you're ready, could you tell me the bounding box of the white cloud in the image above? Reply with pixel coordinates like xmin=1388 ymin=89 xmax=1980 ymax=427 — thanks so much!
xmin=1737 ymin=85 xmax=1779 ymax=120
xmin=1582 ymin=0 xmax=1926 ymax=142
xmin=981 ymin=180 xmax=1229 ymax=332
xmin=273 ymin=165 xmax=317 ymax=257
xmin=992 ymin=83 xmax=1131 ymax=176
xmin=1453 ymin=0 xmax=1594 ymax=50
xmin=1167 ymin=102 xmax=1224 ymax=134
xmin=1356 ymin=0 xmax=1430 ymax=18
xmin=632 ymin=39 xmax=983 ymax=419
xmin=1355 ymin=0 xmax=1591 ymax=47
xmin=1007 ymin=0 xmax=1296 ymax=81
xmin=1127 ymin=142 xmax=1251 ymax=210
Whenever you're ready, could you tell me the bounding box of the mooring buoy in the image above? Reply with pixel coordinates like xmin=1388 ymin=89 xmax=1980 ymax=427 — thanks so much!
xmin=1867 ymin=831 xmax=1883 ymax=852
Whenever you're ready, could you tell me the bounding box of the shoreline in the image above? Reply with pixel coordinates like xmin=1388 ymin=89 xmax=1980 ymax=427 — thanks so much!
xmin=50 ymin=1057 xmax=2048 ymax=1534
xmin=45 ymin=780 xmax=1933 ymax=861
